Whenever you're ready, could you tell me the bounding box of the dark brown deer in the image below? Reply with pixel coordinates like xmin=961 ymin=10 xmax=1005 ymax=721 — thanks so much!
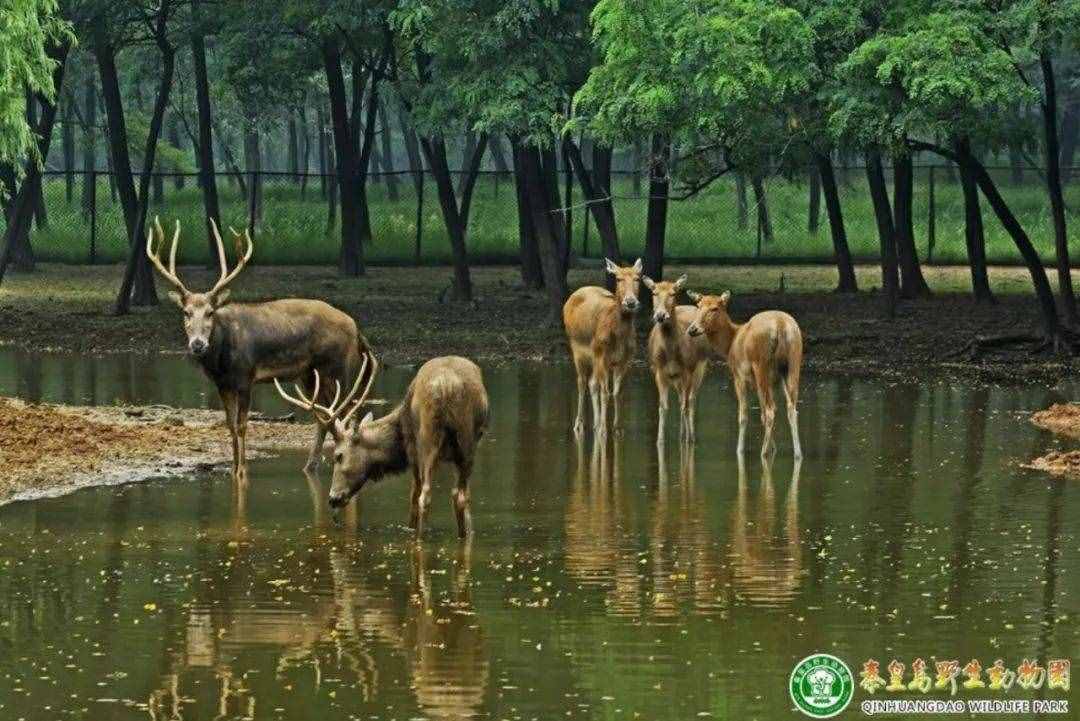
xmin=147 ymin=217 xmax=373 ymax=481
xmin=275 ymin=356 xmax=489 ymax=538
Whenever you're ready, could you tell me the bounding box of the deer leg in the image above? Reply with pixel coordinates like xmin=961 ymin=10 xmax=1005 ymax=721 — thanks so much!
xmin=611 ymin=367 xmax=626 ymax=432
xmin=687 ymin=364 xmax=706 ymax=443
xmin=235 ymin=387 xmax=252 ymax=483
xmin=572 ymin=353 xmax=589 ymax=436
xmin=451 ymin=460 xmax=473 ymax=539
xmin=753 ymin=365 xmax=776 ymax=459
xmin=654 ymin=369 xmax=670 ymax=447
xmin=679 ymin=382 xmax=692 ymax=442
xmin=409 ymin=465 xmax=423 ymax=530
xmin=592 ymin=365 xmax=608 ymax=435
xmin=782 ymin=364 xmax=803 ymax=460
xmin=731 ymin=370 xmax=750 ymax=455
xmin=220 ymin=389 xmax=240 ymax=477
xmin=415 ymin=436 xmax=442 ymax=537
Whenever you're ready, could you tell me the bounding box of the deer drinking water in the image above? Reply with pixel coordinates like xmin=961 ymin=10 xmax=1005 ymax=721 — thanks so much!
xmin=562 ymin=258 xmax=642 ymax=435
xmin=686 ymin=291 xmax=803 ymax=458
xmin=275 ymin=356 xmax=489 ymax=538
xmin=643 ymin=274 xmax=711 ymax=445
xmin=147 ymin=217 xmax=374 ymax=481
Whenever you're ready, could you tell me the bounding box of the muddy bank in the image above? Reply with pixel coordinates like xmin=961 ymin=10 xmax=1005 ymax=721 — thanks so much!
xmin=0 ymin=397 xmax=313 ymax=505
xmin=2 ymin=264 xmax=1079 ymax=383
xmin=1026 ymin=404 xmax=1080 ymax=478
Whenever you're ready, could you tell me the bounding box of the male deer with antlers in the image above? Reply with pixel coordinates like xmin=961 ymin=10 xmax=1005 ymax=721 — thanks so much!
xmin=276 ymin=355 xmax=489 ymax=537
xmin=147 ymin=217 xmax=374 ymax=482
xmin=562 ymin=258 xmax=643 ymax=435
xmin=643 ymin=274 xmax=711 ymax=445
xmin=687 ymin=291 xmax=803 ymax=459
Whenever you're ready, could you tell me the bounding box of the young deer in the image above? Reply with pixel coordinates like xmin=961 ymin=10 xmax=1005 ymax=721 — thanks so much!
xmin=687 ymin=291 xmax=803 ymax=458
xmin=147 ymin=217 xmax=373 ymax=481
xmin=276 ymin=356 xmax=489 ymax=538
xmin=562 ymin=258 xmax=642 ymax=435
xmin=643 ymin=274 xmax=710 ymax=444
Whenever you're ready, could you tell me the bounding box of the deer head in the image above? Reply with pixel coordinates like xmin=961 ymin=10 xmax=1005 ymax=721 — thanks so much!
xmin=273 ymin=354 xmax=382 ymax=508
xmin=642 ymin=273 xmax=687 ymax=326
xmin=686 ymin=291 xmax=732 ymax=338
xmin=146 ymin=217 xmax=253 ymax=356
xmin=604 ymin=258 xmax=643 ymax=314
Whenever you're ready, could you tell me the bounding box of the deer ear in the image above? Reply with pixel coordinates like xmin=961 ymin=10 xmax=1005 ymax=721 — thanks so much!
xmin=641 ymin=275 xmax=655 ymax=290
xmin=359 ymin=411 xmax=375 ymax=427
xmin=632 ymin=258 xmax=643 ymax=273
xmin=687 ymin=291 xmax=702 ymax=304
xmin=719 ymin=290 xmax=731 ymax=306
xmin=213 ymin=289 xmax=232 ymax=307
xmin=604 ymin=258 xmax=619 ymax=275
xmin=167 ymin=291 xmax=185 ymax=309
xmin=674 ymin=274 xmax=688 ymax=290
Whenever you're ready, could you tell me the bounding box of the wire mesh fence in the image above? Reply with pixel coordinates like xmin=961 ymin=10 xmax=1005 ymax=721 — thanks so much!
xmin=15 ymin=165 xmax=1080 ymax=266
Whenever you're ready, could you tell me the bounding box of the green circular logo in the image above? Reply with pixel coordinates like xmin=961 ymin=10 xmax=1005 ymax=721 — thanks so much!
xmin=789 ymin=653 xmax=854 ymax=718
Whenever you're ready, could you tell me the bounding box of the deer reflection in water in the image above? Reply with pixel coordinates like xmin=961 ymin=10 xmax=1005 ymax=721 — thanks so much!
xmin=148 ymin=479 xmax=488 ymax=721
xmin=564 ymin=435 xmax=727 ymax=619
xmin=729 ymin=454 xmax=804 ymax=608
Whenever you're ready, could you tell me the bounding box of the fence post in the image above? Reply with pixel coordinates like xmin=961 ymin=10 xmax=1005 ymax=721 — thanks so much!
xmin=927 ymin=165 xmax=936 ymax=263
xmin=89 ymin=170 xmax=97 ymax=264
xmin=414 ymin=168 xmax=424 ymax=264
xmin=248 ymin=170 xmax=258 ymax=241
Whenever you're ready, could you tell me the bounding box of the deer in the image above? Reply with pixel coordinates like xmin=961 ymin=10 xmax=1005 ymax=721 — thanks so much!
xmin=274 ymin=355 xmax=489 ymax=538
xmin=686 ymin=291 xmax=803 ymax=459
xmin=642 ymin=273 xmax=711 ymax=445
xmin=562 ymin=258 xmax=643 ymax=435
xmin=146 ymin=216 xmax=374 ymax=482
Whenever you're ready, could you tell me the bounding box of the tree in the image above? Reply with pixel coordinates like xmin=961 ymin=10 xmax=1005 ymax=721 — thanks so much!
xmin=836 ymin=8 xmax=1065 ymax=346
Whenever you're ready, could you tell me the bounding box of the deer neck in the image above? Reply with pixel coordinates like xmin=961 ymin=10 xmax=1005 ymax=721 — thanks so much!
xmin=364 ymin=405 xmax=411 ymax=477
xmin=708 ymin=319 xmax=741 ymax=360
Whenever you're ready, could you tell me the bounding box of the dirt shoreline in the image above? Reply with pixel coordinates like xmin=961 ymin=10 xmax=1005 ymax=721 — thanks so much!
xmin=0 ymin=397 xmax=314 ymax=506
xmin=2 ymin=264 xmax=1079 ymax=384
xmin=1025 ymin=404 xmax=1080 ymax=478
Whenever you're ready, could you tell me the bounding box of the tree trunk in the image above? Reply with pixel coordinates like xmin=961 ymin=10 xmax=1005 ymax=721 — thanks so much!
xmin=81 ymin=71 xmax=96 ymax=217
xmin=489 ymin=136 xmax=510 ymax=173
xmin=565 ymin=139 xmax=620 ymax=262
xmin=191 ymin=0 xmax=222 ymax=267
xmin=807 ymin=164 xmax=821 ymax=233
xmin=458 ymin=132 xmax=477 ymax=196
xmin=816 ymin=153 xmax=857 ymax=292
xmin=631 ymin=139 xmax=642 ymax=197
xmin=750 ymin=174 xmax=772 ymax=244
xmin=0 ymin=40 xmax=69 ymax=285
xmin=323 ymin=40 xmax=363 ymax=276
xmin=955 ymin=144 xmax=994 ymax=303
xmin=420 ymin=134 xmax=487 ymax=301
xmin=107 ymin=23 xmax=175 ymax=313
xmin=62 ymin=88 xmax=75 ymax=203
xmin=735 ymin=173 xmax=748 ymax=230
xmin=377 ymin=99 xmax=399 ymax=201
xmin=892 ymin=153 xmax=931 ymax=298
xmin=865 ymin=150 xmax=898 ymax=317
xmin=959 ymin=145 xmax=1060 ymax=341
xmin=1009 ymin=145 xmax=1024 ymax=185
xmin=168 ymin=113 xmax=184 ymax=189
xmin=298 ymin=105 xmax=311 ymax=197
xmin=1060 ymin=99 xmax=1079 ymax=184
xmin=511 ymin=139 xmax=542 ymax=289
xmin=288 ymin=113 xmax=299 ymax=178
xmin=520 ymin=143 xmax=568 ymax=320
xmin=316 ymin=106 xmax=328 ymax=199
xmin=397 ymin=104 xmax=423 ymax=192
xmin=642 ymin=134 xmax=670 ymax=284
xmin=243 ymin=125 xmax=262 ymax=221
xmin=1040 ymin=55 xmax=1078 ymax=324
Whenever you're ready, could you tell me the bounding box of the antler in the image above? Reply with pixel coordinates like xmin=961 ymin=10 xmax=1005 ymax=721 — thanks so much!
xmin=208 ymin=219 xmax=254 ymax=296
xmin=273 ymin=353 xmax=379 ymax=427
xmin=145 ymin=216 xmax=190 ymax=295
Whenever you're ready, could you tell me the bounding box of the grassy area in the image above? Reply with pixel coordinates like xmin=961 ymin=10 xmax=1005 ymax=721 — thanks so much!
xmin=23 ymin=167 xmax=1080 ymax=268
xmin=0 ymin=262 xmax=1076 ymax=383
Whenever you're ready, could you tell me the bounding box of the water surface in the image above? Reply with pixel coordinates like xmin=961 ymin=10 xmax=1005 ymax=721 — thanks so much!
xmin=1 ymin=353 xmax=1078 ymax=720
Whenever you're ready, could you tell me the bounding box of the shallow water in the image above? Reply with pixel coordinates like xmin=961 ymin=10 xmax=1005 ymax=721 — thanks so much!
xmin=1 ymin=352 xmax=1079 ymax=720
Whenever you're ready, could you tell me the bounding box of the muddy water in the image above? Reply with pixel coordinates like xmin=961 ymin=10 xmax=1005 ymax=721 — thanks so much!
xmin=1 ymin=352 xmax=1080 ymax=720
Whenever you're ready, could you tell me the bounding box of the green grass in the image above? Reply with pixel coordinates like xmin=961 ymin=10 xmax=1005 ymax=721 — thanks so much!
xmin=22 ymin=167 xmax=1080 ymax=266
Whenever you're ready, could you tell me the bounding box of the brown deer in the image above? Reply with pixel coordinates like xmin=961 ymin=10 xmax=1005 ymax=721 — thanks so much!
xmin=562 ymin=258 xmax=642 ymax=435
xmin=643 ymin=273 xmax=710 ymax=444
xmin=147 ymin=216 xmax=373 ymax=481
xmin=275 ymin=356 xmax=489 ymax=537
xmin=687 ymin=291 xmax=803 ymax=458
